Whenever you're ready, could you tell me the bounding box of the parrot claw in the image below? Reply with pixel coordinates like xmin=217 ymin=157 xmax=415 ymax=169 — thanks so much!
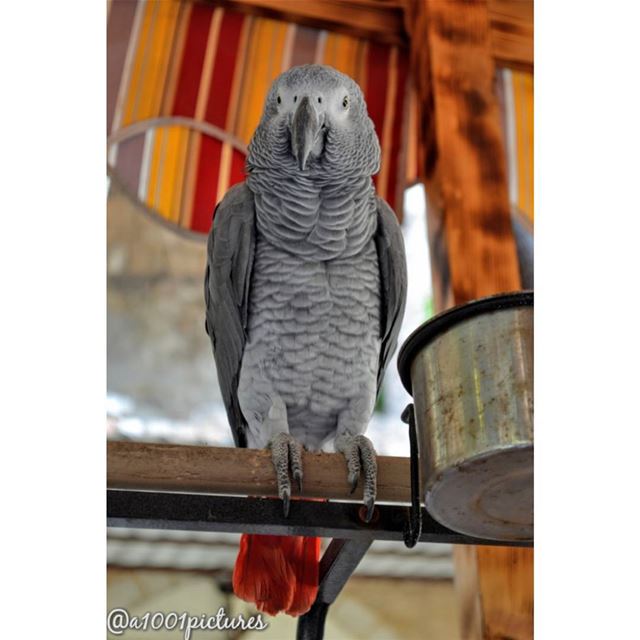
xmin=364 ymin=496 xmax=375 ymax=523
xmin=269 ymin=432 xmax=304 ymax=518
xmin=336 ymin=434 xmax=378 ymax=519
xmin=348 ymin=472 xmax=359 ymax=495
xmin=281 ymin=488 xmax=291 ymax=518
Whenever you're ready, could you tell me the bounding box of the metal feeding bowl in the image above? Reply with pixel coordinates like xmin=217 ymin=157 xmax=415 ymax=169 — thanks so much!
xmin=398 ymin=291 xmax=533 ymax=542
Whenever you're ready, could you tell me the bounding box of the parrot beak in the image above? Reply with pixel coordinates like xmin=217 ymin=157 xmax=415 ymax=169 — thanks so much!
xmin=291 ymin=96 xmax=322 ymax=171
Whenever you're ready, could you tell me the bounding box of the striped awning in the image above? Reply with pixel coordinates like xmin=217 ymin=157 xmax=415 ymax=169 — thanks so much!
xmin=107 ymin=0 xmax=411 ymax=236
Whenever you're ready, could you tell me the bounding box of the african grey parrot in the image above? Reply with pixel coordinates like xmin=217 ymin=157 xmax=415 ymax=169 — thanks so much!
xmin=204 ymin=64 xmax=407 ymax=616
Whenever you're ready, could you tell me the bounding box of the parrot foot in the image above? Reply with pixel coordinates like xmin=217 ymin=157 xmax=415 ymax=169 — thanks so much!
xmin=268 ymin=432 xmax=304 ymax=517
xmin=335 ymin=434 xmax=377 ymax=523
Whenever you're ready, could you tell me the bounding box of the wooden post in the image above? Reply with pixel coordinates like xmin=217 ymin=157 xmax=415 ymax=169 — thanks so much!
xmin=405 ymin=0 xmax=533 ymax=638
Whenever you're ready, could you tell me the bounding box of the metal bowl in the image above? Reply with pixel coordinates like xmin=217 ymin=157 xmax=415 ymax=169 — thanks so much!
xmin=398 ymin=291 xmax=533 ymax=541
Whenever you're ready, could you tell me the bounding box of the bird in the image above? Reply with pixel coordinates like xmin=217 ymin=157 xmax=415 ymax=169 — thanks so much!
xmin=204 ymin=64 xmax=407 ymax=617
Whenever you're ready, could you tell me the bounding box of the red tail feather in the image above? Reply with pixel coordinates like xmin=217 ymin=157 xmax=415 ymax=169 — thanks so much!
xmin=233 ymin=534 xmax=321 ymax=616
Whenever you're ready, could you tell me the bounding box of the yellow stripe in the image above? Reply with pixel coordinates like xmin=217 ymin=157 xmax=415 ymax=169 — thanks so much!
xmin=195 ymin=8 xmax=223 ymax=121
xmin=267 ymin=20 xmax=288 ymax=84
xmin=157 ymin=126 xmax=182 ymax=220
xmin=217 ymin=142 xmax=233 ymax=205
xmin=121 ymin=0 xmax=155 ymax=126
xmin=242 ymin=19 xmax=275 ymax=143
xmin=136 ymin=0 xmax=173 ymax=121
xmin=171 ymin=127 xmax=189 ymax=223
xmin=146 ymin=126 xmax=165 ymax=211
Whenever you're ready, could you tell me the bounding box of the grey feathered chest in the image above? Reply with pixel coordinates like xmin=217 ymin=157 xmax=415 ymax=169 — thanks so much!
xmin=236 ymin=174 xmax=381 ymax=449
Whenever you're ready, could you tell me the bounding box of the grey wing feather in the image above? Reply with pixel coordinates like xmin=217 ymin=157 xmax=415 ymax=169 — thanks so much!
xmin=204 ymin=183 xmax=256 ymax=447
xmin=374 ymin=197 xmax=408 ymax=397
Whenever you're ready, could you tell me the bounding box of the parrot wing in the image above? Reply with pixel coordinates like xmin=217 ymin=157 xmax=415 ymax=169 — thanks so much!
xmin=374 ymin=197 xmax=408 ymax=397
xmin=205 ymin=182 xmax=256 ymax=448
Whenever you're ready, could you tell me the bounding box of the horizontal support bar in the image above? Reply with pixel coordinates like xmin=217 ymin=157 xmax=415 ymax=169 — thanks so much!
xmin=107 ymin=490 xmax=533 ymax=548
xmin=107 ymin=440 xmax=411 ymax=503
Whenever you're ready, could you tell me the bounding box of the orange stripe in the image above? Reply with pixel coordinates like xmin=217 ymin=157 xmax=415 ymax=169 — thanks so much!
xmin=405 ymin=89 xmax=418 ymax=184
xmin=514 ymin=71 xmax=534 ymax=221
xmin=160 ymin=2 xmax=192 ymax=115
xmin=121 ymin=0 xmax=155 ymax=126
xmin=150 ymin=0 xmax=180 ymax=117
xmin=323 ymin=32 xmax=338 ymax=68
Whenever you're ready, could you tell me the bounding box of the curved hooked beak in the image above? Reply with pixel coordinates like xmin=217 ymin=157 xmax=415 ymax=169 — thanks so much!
xmin=290 ymin=96 xmax=322 ymax=171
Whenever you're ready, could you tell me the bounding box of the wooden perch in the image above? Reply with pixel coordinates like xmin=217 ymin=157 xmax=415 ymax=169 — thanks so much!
xmin=107 ymin=440 xmax=411 ymax=503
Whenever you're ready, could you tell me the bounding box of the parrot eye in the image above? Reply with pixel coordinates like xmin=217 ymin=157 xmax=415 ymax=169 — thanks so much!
xmin=277 ymin=95 xmax=281 ymax=104
xmin=318 ymin=97 xmax=322 ymax=104
xmin=294 ymin=95 xmax=297 ymax=103
xmin=342 ymin=96 xmax=349 ymax=108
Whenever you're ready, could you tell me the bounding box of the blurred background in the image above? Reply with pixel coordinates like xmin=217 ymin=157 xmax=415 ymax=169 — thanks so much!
xmin=107 ymin=0 xmax=533 ymax=637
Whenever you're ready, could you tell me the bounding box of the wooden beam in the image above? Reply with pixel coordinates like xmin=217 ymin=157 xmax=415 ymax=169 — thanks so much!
xmin=406 ymin=1 xmax=532 ymax=638
xmin=424 ymin=0 xmax=522 ymax=302
xmin=454 ymin=546 xmax=534 ymax=640
xmin=488 ymin=0 xmax=534 ymax=72
xmin=215 ymin=1 xmax=532 ymax=70
xmin=213 ymin=0 xmax=408 ymax=47
xmin=107 ymin=440 xmax=411 ymax=503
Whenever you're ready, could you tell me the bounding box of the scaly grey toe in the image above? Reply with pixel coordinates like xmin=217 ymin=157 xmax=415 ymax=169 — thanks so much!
xmin=336 ymin=434 xmax=377 ymax=520
xmin=269 ymin=432 xmax=304 ymax=517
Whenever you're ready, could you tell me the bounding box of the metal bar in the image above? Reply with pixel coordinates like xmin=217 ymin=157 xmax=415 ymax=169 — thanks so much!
xmin=297 ymin=539 xmax=372 ymax=640
xmin=107 ymin=490 xmax=533 ymax=547
xmin=401 ymin=404 xmax=422 ymax=548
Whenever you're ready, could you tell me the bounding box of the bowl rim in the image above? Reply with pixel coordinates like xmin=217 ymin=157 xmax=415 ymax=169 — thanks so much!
xmin=397 ymin=290 xmax=533 ymax=392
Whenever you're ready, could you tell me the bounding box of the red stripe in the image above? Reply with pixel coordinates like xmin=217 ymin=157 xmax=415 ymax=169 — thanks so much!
xmin=191 ymin=136 xmax=222 ymax=233
xmin=365 ymin=43 xmax=390 ymax=188
xmin=385 ymin=49 xmax=409 ymax=215
xmin=205 ymin=11 xmax=245 ymax=127
xmin=229 ymin=148 xmax=246 ymax=188
xmin=172 ymin=4 xmax=214 ymax=117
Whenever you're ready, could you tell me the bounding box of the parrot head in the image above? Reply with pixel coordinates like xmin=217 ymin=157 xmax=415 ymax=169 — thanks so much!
xmin=247 ymin=65 xmax=381 ymax=179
